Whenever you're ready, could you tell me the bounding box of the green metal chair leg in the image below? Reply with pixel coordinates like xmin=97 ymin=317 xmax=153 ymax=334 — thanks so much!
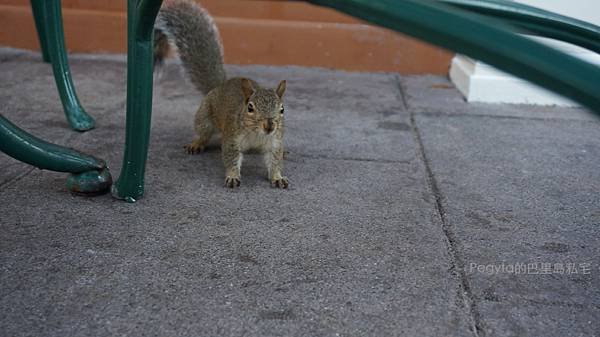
xmin=0 ymin=114 xmax=112 ymax=195
xmin=307 ymin=0 xmax=600 ymax=115
xmin=37 ymin=0 xmax=95 ymax=132
xmin=30 ymin=0 xmax=50 ymax=63
xmin=111 ymin=0 xmax=163 ymax=202
xmin=440 ymin=0 xmax=600 ymax=54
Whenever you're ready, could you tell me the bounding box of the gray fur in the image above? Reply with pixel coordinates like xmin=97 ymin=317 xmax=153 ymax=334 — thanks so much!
xmin=155 ymin=0 xmax=226 ymax=95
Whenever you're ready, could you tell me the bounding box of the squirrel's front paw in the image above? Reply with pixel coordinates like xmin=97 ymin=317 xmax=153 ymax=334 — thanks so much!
xmin=271 ymin=177 xmax=289 ymax=189
xmin=184 ymin=143 xmax=205 ymax=154
xmin=225 ymin=176 xmax=241 ymax=188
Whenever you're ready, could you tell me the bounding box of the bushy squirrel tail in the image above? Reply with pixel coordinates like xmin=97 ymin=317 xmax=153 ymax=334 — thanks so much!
xmin=154 ymin=0 xmax=226 ymax=95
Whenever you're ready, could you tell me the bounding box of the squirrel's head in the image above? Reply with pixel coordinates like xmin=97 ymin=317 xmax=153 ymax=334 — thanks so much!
xmin=241 ymin=78 xmax=286 ymax=135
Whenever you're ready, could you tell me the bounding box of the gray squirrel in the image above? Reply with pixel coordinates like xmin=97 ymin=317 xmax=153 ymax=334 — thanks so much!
xmin=154 ymin=0 xmax=289 ymax=189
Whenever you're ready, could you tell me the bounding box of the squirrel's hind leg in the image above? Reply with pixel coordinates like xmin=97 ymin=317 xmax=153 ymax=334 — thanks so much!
xmin=184 ymin=102 xmax=214 ymax=154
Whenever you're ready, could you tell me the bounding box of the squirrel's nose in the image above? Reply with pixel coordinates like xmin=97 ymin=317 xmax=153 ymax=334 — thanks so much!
xmin=264 ymin=119 xmax=275 ymax=133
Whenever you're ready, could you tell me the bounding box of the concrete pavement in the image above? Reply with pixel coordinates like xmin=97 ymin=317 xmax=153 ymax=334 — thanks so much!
xmin=0 ymin=48 xmax=598 ymax=337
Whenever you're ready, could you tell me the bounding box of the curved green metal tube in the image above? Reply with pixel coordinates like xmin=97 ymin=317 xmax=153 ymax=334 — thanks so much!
xmin=307 ymin=0 xmax=600 ymax=115
xmin=439 ymin=0 xmax=600 ymax=54
xmin=112 ymin=0 xmax=163 ymax=202
xmin=30 ymin=0 xmax=50 ymax=63
xmin=0 ymin=115 xmax=103 ymax=172
xmin=0 ymin=114 xmax=112 ymax=194
xmin=39 ymin=0 xmax=95 ymax=131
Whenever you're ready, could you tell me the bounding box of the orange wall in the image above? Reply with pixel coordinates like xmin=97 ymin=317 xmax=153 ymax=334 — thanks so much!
xmin=0 ymin=0 xmax=453 ymax=74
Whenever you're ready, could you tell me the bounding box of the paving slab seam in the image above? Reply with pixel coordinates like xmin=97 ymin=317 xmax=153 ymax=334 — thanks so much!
xmin=0 ymin=53 xmax=22 ymax=63
xmin=397 ymin=73 xmax=484 ymax=335
xmin=290 ymin=153 xmax=412 ymax=164
xmin=415 ymin=109 xmax=600 ymax=124
xmin=523 ymin=298 xmax=600 ymax=310
xmin=396 ymin=73 xmax=484 ymax=335
xmin=408 ymin=111 xmax=485 ymax=336
xmin=0 ymin=166 xmax=36 ymax=192
xmin=394 ymin=75 xmax=410 ymax=111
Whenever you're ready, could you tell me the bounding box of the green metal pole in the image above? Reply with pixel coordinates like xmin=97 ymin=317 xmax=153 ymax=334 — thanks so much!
xmin=30 ymin=0 xmax=51 ymax=63
xmin=40 ymin=0 xmax=95 ymax=131
xmin=307 ymin=0 xmax=600 ymax=115
xmin=440 ymin=0 xmax=600 ymax=54
xmin=0 ymin=114 xmax=112 ymax=194
xmin=112 ymin=0 xmax=163 ymax=202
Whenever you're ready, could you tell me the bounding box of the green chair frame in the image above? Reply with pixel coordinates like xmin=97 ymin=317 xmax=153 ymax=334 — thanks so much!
xmin=0 ymin=0 xmax=598 ymax=202
xmin=30 ymin=0 xmax=95 ymax=131
xmin=308 ymin=0 xmax=600 ymax=111
xmin=440 ymin=0 xmax=600 ymax=54
xmin=0 ymin=0 xmax=161 ymax=201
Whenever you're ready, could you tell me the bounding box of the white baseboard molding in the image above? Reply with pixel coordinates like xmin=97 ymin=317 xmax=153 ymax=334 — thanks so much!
xmin=449 ymin=37 xmax=600 ymax=107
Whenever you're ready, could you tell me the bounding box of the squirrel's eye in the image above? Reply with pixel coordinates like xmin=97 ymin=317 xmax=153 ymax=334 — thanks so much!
xmin=247 ymin=103 xmax=255 ymax=113
xmin=280 ymin=107 xmax=284 ymax=114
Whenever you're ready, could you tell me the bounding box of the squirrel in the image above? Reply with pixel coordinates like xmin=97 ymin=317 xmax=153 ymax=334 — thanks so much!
xmin=154 ymin=0 xmax=289 ymax=189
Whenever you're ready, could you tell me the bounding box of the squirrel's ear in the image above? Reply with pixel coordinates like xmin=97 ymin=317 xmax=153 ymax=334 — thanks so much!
xmin=241 ymin=78 xmax=255 ymax=100
xmin=276 ymin=80 xmax=286 ymax=98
